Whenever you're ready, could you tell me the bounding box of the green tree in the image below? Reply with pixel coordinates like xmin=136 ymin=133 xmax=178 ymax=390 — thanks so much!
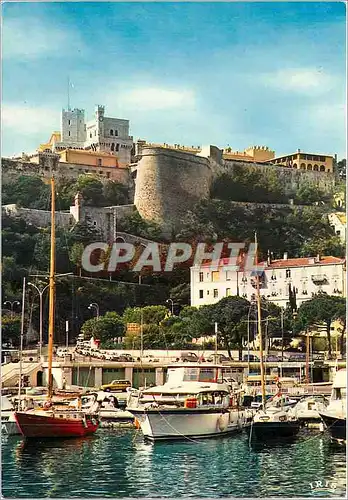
xmin=1 ymin=315 xmax=21 ymax=346
xmin=295 ymin=184 xmax=332 ymax=205
xmin=69 ymin=243 xmax=85 ymax=277
xmin=118 ymin=211 xmax=162 ymax=240
xmin=103 ymin=181 xmax=129 ymax=205
xmin=76 ymin=175 xmax=104 ymax=206
xmin=81 ymin=311 xmax=124 ymax=344
xmin=295 ymin=294 xmax=346 ymax=356
xmin=2 ymin=175 xmax=50 ymax=209
xmin=122 ymin=305 xmax=168 ymax=326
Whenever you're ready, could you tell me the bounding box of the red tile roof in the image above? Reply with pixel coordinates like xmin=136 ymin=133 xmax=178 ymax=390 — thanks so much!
xmin=260 ymin=256 xmax=345 ymax=269
xmin=199 ymin=256 xmax=345 ymax=269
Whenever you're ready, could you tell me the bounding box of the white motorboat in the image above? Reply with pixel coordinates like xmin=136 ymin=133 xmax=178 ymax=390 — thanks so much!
xmin=1 ymin=395 xmax=21 ymax=435
xmin=293 ymin=395 xmax=328 ymax=425
xmin=126 ymin=363 xmax=252 ymax=441
xmin=318 ymin=369 xmax=346 ymax=444
xmin=72 ymin=392 xmax=134 ymax=426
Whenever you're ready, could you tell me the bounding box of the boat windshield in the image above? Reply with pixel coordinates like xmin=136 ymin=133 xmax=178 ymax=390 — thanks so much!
xmin=183 ymin=367 xmax=223 ymax=383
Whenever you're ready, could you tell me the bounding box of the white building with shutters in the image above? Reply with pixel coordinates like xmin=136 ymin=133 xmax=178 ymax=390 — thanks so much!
xmin=190 ymin=254 xmax=346 ymax=309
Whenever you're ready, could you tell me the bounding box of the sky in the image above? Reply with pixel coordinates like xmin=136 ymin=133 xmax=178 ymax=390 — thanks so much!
xmin=2 ymin=1 xmax=347 ymax=158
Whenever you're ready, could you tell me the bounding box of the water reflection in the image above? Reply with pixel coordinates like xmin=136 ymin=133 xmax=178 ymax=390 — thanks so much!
xmin=2 ymin=430 xmax=346 ymax=498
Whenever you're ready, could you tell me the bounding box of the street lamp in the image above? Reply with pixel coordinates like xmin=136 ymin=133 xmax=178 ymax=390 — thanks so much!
xmin=88 ymin=303 xmax=100 ymax=319
xmin=28 ymin=282 xmax=49 ymax=358
xmin=3 ymin=300 xmax=21 ymax=319
xmin=166 ymin=299 xmax=174 ymax=316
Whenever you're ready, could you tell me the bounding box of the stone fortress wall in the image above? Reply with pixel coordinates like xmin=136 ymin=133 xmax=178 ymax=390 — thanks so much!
xmin=134 ymin=147 xmax=213 ymax=236
xmin=2 ymin=143 xmax=336 ymax=239
xmin=1 ymin=154 xmax=130 ymax=186
xmin=133 ymin=145 xmax=336 ymax=236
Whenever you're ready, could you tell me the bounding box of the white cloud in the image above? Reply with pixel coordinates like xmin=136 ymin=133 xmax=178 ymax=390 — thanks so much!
xmin=2 ymin=18 xmax=85 ymax=59
xmin=2 ymin=104 xmax=59 ymax=155
xmin=119 ymin=87 xmax=196 ymax=111
xmin=260 ymin=68 xmax=336 ymax=94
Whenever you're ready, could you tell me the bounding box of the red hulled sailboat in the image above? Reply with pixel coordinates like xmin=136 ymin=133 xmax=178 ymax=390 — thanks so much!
xmin=15 ymin=178 xmax=99 ymax=438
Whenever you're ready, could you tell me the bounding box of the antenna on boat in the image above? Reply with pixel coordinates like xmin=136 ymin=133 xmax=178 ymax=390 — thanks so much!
xmin=254 ymin=232 xmax=266 ymax=409
xmin=47 ymin=177 xmax=56 ymax=401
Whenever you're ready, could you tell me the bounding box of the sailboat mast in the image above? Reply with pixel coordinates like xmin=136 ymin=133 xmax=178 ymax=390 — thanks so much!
xmin=47 ymin=177 xmax=56 ymax=400
xmin=255 ymin=233 xmax=266 ymax=408
xmin=18 ymin=277 xmax=26 ymax=402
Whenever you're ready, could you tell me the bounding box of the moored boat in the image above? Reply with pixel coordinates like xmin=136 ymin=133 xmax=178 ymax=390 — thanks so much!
xmin=1 ymin=395 xmax=20 ymax=436
xmin=127 ymin=363 xmax=252 ymax=441
xmin=250 ymin=406 xmax=300 ymax=441
xmin=318 ymin=368 xmax=346 ymax=444
xmin=14 ymin=178 xmax=99 ymax=439
xmin=293 ymin=395 xmax=328 ymax=427
xmin=14 ymin=408 xmax=99 ymax=438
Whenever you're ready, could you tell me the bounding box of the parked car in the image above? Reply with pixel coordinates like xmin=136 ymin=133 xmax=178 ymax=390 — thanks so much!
xmin=56 ymin=348 xmax=69 ymax=357
xmin=206 ymin=354 xmax=232 ymax=363
xmin=100 ymin=379 xmax=131 ymax=392
xmin=180 ymin=352 xmax=199 ymax=362
xmin=243 ymin=354 xmax=259 ymax=362
xmin=265 ymin=355 xmax=281 ymax=362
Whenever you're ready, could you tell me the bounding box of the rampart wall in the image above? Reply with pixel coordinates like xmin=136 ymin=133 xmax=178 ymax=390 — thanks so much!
xmin=1 ymin=156 xmax=130 ymax=186
xmin=134 ymin=145 xmax=336 ymax=235
xmin=134 ymin=147 xmax=213 ymax=236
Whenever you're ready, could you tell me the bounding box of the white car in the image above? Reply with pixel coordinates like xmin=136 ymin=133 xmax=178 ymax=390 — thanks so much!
xmin=56 ymin=348 xmax=69 ymax=357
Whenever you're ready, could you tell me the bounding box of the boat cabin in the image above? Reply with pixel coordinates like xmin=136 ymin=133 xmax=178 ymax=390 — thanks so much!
xmin=165 ymin=364 xmax=224 ymax=385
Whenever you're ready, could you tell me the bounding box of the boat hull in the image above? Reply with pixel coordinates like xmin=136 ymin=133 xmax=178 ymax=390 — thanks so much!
xmin=250 ymin=420 xmax=300 ymax=440
xmin=1 ymin=420 xmax=21 ymax=436
xmin=319 ymin=412 xmax=346 ymax=443
xmin=129 ymin=407 xmax=250 ymax=441
xmin=15 ymin=411 xmax=99 ymax=438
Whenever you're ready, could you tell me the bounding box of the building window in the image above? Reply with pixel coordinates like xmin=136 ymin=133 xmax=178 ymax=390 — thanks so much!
xmin=226 ymin=288 xmax=231 ymax=296
xmin=97 ymin=159 xmax=102 ymax=166
xmin=90 ymin=133 xmax=92 ymax=139
xmin=116 ymin=144 xmax=120 ymax=152
xmin=111 ymin=143 xmax=115 ymax=152
xmin=307 ymin=164 xmax=312 ymax=170
xmin=93 ymin=221 xmax=97 ymax=226
xmin=68 ymin=131 xmax=71 ymax=136
xmin=313 ymin=165 xmax=319 ymax=171
xmin=286 ymin=269 xmax=291 ymax=278
xmin=300 ymin=163 xmax=306 ymax=169
xmin=115 ymin=130 xmax=118 ymax=136
xmin=213 ymin=289 xmax=218 ymax=298
xmin=293 ymin=163 xmax=297 ymax=169
xmin=212 ymin=271 xmax=220 ymax=282
xmin=106 ymin=172 xmax=111 ymax=178
xmin=320 ymin=165 xmax=325 ymax=172
xmin=199 ymin=290 xmax=204 ymax=299
xmin=110 ymin=129 xmax=114 ymax=136
xmin=68 ymin=120 xmax=71 ymax=125
xmin=336 ymin=230 xmax=341 ymax=236
xmin=199 ymin=272 xmax=204 ymax=282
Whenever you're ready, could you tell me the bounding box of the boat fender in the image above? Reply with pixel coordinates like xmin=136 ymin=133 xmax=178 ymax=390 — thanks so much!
xmin=83 ymin=417 xmax=88 ymax=428
xmin=217 ymin=414 xmax=228 ymax=432
xmin=91 ymin=417 xmax=97 ymax=426
xmin=43 ymin=401 xmax=52 ymax=410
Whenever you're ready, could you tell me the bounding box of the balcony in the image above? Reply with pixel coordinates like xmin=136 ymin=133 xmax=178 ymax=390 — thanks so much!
xmin=311 ymin=274 xmax=328 ymax=285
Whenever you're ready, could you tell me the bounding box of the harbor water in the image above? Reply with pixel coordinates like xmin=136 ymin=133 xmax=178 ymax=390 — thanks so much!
xmin=2 ymin=429 xmax=346 ymax=498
